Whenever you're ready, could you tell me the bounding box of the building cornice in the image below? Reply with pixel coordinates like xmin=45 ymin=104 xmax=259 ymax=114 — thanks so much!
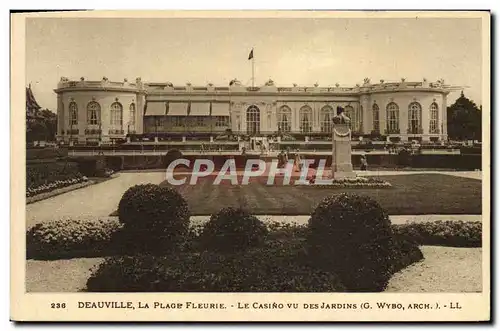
xmin=54 ymin=78 xmax=459 ymax=97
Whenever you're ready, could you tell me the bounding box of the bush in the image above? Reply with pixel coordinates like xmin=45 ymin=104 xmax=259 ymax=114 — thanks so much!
xmin=72 ymin=157 xmax=106 ymax=177
xmin=85 ymin=239 xmax=345 ymax=292
xmin=200 ymin=207 xmax=268 ymax=252
xmin=307 ymin=193 xmax=396 ymax=291
xmin=393 ymin=220 xmax=482 ymax=247
xmin=164 ymin=149 xmax=183 ymax=167
xmin=26 ymin=219 xmax=122 ymax=259
xmin=397 ymin=149 xmax=412 ymax=167
xmin=117 ymin=184 xmax=190 ymax=253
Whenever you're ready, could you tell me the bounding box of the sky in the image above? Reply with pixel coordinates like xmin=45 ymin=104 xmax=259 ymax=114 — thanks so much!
xmin=25 ymin=16 xmax=483 ymax=111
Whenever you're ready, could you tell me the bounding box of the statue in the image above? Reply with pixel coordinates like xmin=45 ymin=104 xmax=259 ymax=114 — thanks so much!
xmin=331 ymin=106 xmax=354 ymax=178
xmin=332 ymin=106 xmax=351 ymax=125
xmin=265 ymin=79 xmax=275 ymax=86
xmin=363 ymin=77 xmax=371 ymax=85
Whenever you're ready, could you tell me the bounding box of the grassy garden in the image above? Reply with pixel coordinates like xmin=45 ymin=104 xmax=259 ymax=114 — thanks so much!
xmin=26 ymin=183 xmax=482 ymax=292
xmin=157 ymin=173 xmax=482 ymax=215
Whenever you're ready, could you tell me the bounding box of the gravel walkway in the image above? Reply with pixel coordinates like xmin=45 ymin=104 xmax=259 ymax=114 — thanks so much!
xmin=26 ymin=172 xmax=165 ymax=227
xmin=26 ymin=258 xmax=104 ymax=292
xmin=25 ymin=246 xmax=481 ymax=293
xmin=191 ymin=215 xmax=482 ymax=226
xmin=386 ymin=246 xmax=482 ymax=292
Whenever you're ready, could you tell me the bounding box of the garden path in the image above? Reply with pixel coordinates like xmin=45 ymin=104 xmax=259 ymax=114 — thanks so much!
xmin=26 ymin=172 xmax=165 ymax=227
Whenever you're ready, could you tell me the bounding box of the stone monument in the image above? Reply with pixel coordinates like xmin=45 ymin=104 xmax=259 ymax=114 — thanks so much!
xmin=331 ymin=106 xmax=355 ymax=178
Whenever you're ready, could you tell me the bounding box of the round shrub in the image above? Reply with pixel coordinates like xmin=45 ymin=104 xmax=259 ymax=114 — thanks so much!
xmin=26 ymin=218 xmax=122 ymax=260
xmin=200 ymin=207 xmax=268 ymax=252
xmin=118 ymin=184 xmax=190 ymax=252
xmin=307 ymin=193 xmax=394 ymax=291
xmin=164 ymin=149 xmax=183 ymax=168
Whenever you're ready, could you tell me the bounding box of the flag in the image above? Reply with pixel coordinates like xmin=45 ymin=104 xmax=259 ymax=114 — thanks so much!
xmin=248 ymin=48 xmax=254 ymax=60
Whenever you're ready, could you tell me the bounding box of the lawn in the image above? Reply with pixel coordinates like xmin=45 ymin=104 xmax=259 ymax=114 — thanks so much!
xmin=159 ymin=174 xmax=482 ymax=215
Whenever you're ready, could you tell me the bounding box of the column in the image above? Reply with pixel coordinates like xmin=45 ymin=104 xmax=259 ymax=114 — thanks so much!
xmin=56 ymin=94 xmax=64 ymax=142
xmin=421 ymin=101 xmax=430 ymax=140
xmin=78 ymin=98 xmax=86 ymax=143
xmin=400 ymin=102 xmax=409 ymax=141
xmin=379 ymin=102 xmax=386 ymax=136
xmin=442 ymin=94 xmax=448 ymax=139
xmin=361 ymin=96 xmax=370 ymax=134
xmin=313 ymin=103 xmax=320 ymax=132
xmin=136 ymin=93 xmax=145 ymax=134
xmin=292 ymin=104 xmax=299 ymax=132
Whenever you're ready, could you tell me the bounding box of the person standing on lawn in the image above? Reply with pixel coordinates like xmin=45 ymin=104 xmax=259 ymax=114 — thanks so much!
xmin=360 ymin=154 xmax=368 ymax=171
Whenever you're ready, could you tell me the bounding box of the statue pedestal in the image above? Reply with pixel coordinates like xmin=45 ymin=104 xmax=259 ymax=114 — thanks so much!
xmin=332 ymin=123 xmax=355 ymax=178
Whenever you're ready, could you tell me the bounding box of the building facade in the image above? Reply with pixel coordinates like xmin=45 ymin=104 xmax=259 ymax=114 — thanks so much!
xmin=55 ymin=76 xmax=456 ymax=145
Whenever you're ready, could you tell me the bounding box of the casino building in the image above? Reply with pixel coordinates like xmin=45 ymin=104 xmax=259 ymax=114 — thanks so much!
xmin=55 ymin=76 xmax=458 ymax=146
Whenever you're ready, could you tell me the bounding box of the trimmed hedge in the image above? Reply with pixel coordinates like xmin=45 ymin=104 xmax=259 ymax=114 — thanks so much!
xmin=26 ymin=219 xmax=122 ymax=260
xmin=118 ymin=184 xmax=190 ymax=253
xmin=85 ymin=235 xmax=346 ymax=292
xmin=26 ymin=218 xmax=482 ymax=261
xmin=26 ymin=147 xmax=68 ymax=160
xmin=392 ymin=220 xmax=482 ymax=247
xmin=200 ymin=207 xmax=268 ymax=252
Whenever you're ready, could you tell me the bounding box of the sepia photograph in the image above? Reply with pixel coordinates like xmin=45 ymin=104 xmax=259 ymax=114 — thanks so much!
xmin=11 ymin=10 xmax=490 ymax=322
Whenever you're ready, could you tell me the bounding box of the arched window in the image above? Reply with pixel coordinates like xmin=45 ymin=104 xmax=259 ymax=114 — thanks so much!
xmin=372 ymin=103 xmax=380 ymax=134
xmin=246 ymin=105 xmax=260 ymax=134
xmin=429 ymin=102 xmax=439 ymax=134
xmin=87 ymin=101 xmax=101 ymax=125
xmin=277 ymin=105 xmax=291 ymax=132
xmin=69 ymin=102 xmax=78 ymax=126
xmin=110 ymin=102 xmax=123 ymax=128
xmin=408 ymin=102 xmax=422 ymax=134
xmin=386 ymin=102 xmax=399 ymax=133
xmin=320 ymin=106 xmax=334 ymax=133
xmin=129 ymin=103 xmax=136 ymax=125
xmin=299 ymin=106 xmax=312 ymax=133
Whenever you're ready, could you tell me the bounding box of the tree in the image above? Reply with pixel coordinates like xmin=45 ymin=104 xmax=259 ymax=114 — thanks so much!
xmin=447 ymin=91 xmax=482 ymax=141
xmin=26 ymin=109 xmax=57 ymax=143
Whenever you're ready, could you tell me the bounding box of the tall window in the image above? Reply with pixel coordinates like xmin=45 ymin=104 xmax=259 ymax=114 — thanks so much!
xmin=129 ymin=103 xmax=136 ymax=125
xmin=215 ymin=116 xmax=229 ymax=127
xmin=277 ymin=105 xmax=291 ymax=132
xmin=69 ymin=102 xmax=78 ymax=126
xmin=372 ymin=103 xmax=380 ymax=133
xmin=299 ymin=106 xmax=312 ymax=133
xmin=87 ymin=101 xmax=101 ymax=125
xmin=386 ymin=102 xmax=399 ymax=133
xmin=110 ymin=102 xmax=123 ymax=128
xmin=172 ymin=116 xmax=184 ymax=127
xmin=246 ymin=105 xmax=260 ymax=134
xmin=408 ymin=102 xmax=422 ymax=134
xmin=429 ymin=103 xmax=439 ymax=134
xmin=320 ymin=106 xmax=334 ymax=133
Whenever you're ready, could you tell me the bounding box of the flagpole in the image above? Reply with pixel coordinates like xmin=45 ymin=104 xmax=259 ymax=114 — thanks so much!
xmin=252 ymin=54 xmax=255 ymax=88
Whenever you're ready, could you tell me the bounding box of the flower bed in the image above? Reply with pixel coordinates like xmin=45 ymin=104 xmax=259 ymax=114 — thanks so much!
xmin=297 ymin=176 xmax=392 ymax=188
xmin=392 ymin=220 xmax=482 ymax=247
xmin=26 ymin=175 xmax=89 ymax=198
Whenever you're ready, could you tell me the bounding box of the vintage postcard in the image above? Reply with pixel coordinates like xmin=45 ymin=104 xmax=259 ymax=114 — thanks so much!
xmin=11 ymin=10 xmax=490 ymax=322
